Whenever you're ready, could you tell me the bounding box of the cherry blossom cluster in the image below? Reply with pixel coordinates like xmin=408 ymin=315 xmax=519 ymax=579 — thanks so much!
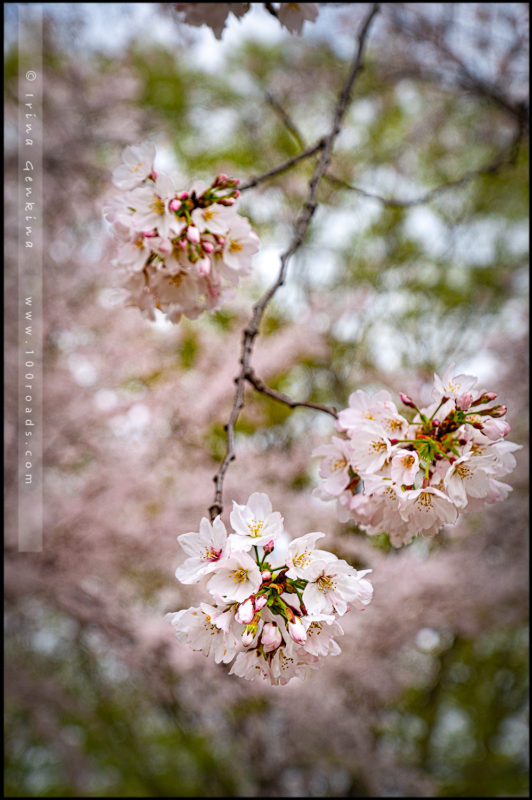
xmin=167 ymin=492 xmax=373 ymax=685
xmin=173 ymin=3 xmax=319 ymax=39
xmin=104 ymin=141 xmax=259 ymax=324
xmin=313 ymin=365 xmax=521 ymax=548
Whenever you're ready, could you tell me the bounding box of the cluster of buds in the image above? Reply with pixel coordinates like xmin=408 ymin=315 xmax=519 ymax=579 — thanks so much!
xmin=173 ymin=3 xmax=319 ymax=39
xmin=104 ymin=141 xmax=259 ymax=324
xmin=313 ymin=364 xmax=521 ymax=547
xmin=167 ymin=493 xmax=373 ymax=685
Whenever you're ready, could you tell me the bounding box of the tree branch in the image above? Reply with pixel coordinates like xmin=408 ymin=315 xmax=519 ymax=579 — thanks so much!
xmin=209 ymin=3 xmax=380 ymax=521
xmin=244 ymin=367 xmax=338 ymax=418
xmin=238 ymin=138 xmax=325 ymax=192
xmin=325 ymin=125 xmax=525 ymax=208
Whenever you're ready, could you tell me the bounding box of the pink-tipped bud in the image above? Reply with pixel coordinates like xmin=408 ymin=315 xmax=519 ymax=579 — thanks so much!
xmin=234 ymin=189 xmax=241 ymax=198
xmin=432 ymin=419 xmax=440 ymax=427
xmin=287 ymin=617 xmax=307 ymax=644
xmin=233 ymin=178 xmax=240 ymax=186
xmin=261 ymin=622 xmax=282 ymax=653
xmin=389 ymin=438 xmax=399 ymax=445
xmin=489 ymin=405 xmax=507 ymax=418
xmin=156 ymin=238 xmax=172 ymax=256
xmin=217 ymin=236 xmax=226 ymax=246
xmin=177 ymin=238 xmax=187 ymax=250
xmin=262 ymin=540 xmax=274 ymax=554
xmin=179 ymin=191 xmax=189 ymax=200
xmin=150 ymin=170 xmax=158 ymax=180
xmin=254 ymin=594 xmax=268 ymax=611
xmin=219 ymin=197 xmax=236 ymax=206
xmin=261 ymin=569 xmax=272 ymax=581
xmin=142 ymin=229 xmax=157 ymax=238
xmin=169 ymin=198 xmax=181 ymax=212
xmin=216 ymin=173 xmax=228 ymax=184
xmin=235 ymin=598 xmax=255 ymax=625
xmin=400 ymin=392 xmax=417 ymax=409
xmin=472 ymin=391 xmax=497 ymax=406
xmin=186 ymin=225 xmax=200 ymax=244
xmin=482 ymin=419 xmax=511 ymax=440
xmin=202 ymin=241 xmax=214 ymax=253
xmin=456 ymin=392 xmax=473 ymax=411
xmin=196 ymin=257 xmax=211 ymax=276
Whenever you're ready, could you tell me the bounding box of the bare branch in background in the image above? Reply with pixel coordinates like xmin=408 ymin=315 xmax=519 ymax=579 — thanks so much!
xmin=325 ymin=122 xmax=526 ymax=208
xmin=245 ymin=367 xmax=338 ymax=418
xmin=209 ymin=3 xmax=380 ymax=521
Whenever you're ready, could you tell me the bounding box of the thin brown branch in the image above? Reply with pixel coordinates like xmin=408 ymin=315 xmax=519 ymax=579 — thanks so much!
xmin=244 ymin=368 xmax=338 ymax=418
xmin=325 ymin=126 xmax=525 ymax=208
xmin=209 ymin=3 xmax=380 ymax=521
xmin=264 ymin=89 xmax=306 ymax=149
xmin=239 ymin=138 xmax=325 ymax=192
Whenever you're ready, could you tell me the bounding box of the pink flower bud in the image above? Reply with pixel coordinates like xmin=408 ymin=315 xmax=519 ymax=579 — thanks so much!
xmin=142 ymin=229 xmax=157 ymax=238
xmin=196 ymin=257 xmax=211 ymax=276
xmin=254 ymin=594 xmax=268 ymax=611
xmin=456 ymin=392 xmax=473 ymax=411
xmin=235 ymin=598 xmax=255 ymax=625
xmin=482 ymin=419 xmax=511 ymax=440
xmin=432 ymin=419 xmax=440 ymax=427
xmin=177 ymin=238 xmax=187 ymax=250
xmin=232 ymin=178 xmax=240 ymax=186
xmin=150 ymin=170 xmax=158 ymax=180
xmin=216 ymin=173 xmax=228 ymax=183
xmin=261 ymin=569 xmax=272 ymax=581
xmin=217 ymin=236 xmax=226 ymax=246
xmin=262 ymin=540 xmax=274 ymax=554
xmin=261 ymin=622 xmax=282 ymax=653
xmin=234 ymin=189 xmax=241 ymax=198
xmin=472 ymin=391 xmax=497 ymax=406
xmin=287 ymin=617 xmax=307 ymax=644
xmin=220 ymin=197 xmax=236 ymax=206
xmin=400 ymin=393 xmax=417 ymax=409
xmin=489 ymin=405 xmax=507 ymax=418
xmin=179 ymin=191 xmax=189 ymax=200
xmin=169 ymin=198 xmax=181 ymax=212
xmin=186 ymin=225 xmax=200 ymax=244
xmin=202 ymin=241 xmax=214 ymax=253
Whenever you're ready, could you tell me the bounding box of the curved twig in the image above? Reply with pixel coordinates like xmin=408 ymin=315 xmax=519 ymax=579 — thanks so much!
xmin=209 ymin=3 xmax=380 ymax=521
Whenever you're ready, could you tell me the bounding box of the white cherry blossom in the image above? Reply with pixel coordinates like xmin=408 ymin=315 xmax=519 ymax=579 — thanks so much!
xmin=207 ymin=550 xmax=262 ymax=603
xmin=175 ymin=515 xmax=230 ymax=584
xmin=312 ymin=436 xmax=353 ymax=496
xmin=302 ymin=558 xmax=373 ymax=617
xmin=166 ymin=603 xmax=240 ymax=664
xmin=112 ymin=140 xmax=156 ymax=190
xmin=229 ymin=492 xmax=284 ymax=550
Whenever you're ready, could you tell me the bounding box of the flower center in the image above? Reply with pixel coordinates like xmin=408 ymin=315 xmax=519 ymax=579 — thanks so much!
xmin=416 ymin=491 xmax=434 ymax=511
xmin=455 ymin=463 xmax=472 ymax=479
xmin=247 ymin=519 xmax=264 ymax=537
xmin=370 ymin=440 xmax=387 ymax=453
xmin=402 ymin=454 xmax=415 ymax=468
xmin=229 ymin=239 xmax=242 ymax=253
xmin=332 ymin=457 xmax=347 ymax=472
xmin=316 ymin=574 xmax=335 ymax=594
xmin=229 ymin=568 xmax=249 ymax=584
xmin=293 ymin=547 xmax=311 ymax=568
xmin=149 ymin=197 xmax=165 ymax=215
xmin=203 ymin=547 xmax=221 ymax=562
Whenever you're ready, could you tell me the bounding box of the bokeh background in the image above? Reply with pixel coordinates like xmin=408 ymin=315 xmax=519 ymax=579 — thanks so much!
xmin=4 ymin=3 xmax=529 ymax=796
